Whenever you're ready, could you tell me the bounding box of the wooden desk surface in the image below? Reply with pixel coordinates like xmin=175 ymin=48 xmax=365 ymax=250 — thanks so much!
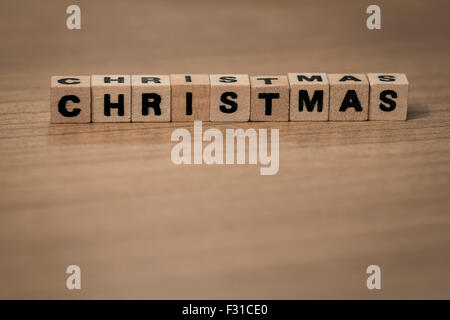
xmin=0 ymin=0 xmax=449 ymax=299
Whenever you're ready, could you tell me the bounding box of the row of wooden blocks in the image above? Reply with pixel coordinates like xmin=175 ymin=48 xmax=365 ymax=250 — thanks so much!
xmin=50 ymin=73 xmax=408 ymax=123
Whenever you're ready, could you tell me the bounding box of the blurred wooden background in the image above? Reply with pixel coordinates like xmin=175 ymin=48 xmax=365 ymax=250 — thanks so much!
xmin=0 ymin=0 xmax=449 ymax=299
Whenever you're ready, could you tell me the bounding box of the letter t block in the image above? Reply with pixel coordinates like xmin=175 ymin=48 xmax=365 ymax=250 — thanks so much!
xmin=250 ymin=76 xmax=289 ymax=121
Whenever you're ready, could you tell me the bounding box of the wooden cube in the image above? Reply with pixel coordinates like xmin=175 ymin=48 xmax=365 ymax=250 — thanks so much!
xmin=288 ymin=73 xmax=329 ymax=121
xmin=91 ymin=75 xmax=131 ymax=122
xmin=50 ymin=76 xmax=91 ymax=123
xmin=328 ymin=74 xmax=369 ymax=121
xmin=170 ymin=74 xmax=210 ymax=121
xmin=367 ymin=73 xmax=408 ymax=120
xmin=210 ymin=74 xmax=250 ymax=122
xmin=131 ymin=75 xmax=171 ymax=122
xmin=250 ymin=76 xmax=289 ymax=121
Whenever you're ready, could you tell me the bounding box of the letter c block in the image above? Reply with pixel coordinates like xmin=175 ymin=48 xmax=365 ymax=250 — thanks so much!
xmin=50 ymin=76 xmax=91 ymax=123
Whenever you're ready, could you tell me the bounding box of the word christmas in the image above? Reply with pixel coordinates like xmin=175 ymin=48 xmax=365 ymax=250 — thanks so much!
xmin=50 ymin=73 xmax=408 ymax=123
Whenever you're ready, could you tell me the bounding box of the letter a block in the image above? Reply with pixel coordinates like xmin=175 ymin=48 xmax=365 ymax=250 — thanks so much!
xmin=367 ymin=73 xmax=408 ymax=120
xmin=250 ymin=76 xmax=289 ymax=121
xmin=210 ymin=74 xmax=250 ymax=122
xmin=131 ymin=75 xmax=171 ymax=122
xmin=328 ymin=74 xmax=369 ymax=121
xmin=92 ymin=75 xmax=131 ymax=122
xmin=288 ymin=73 xmax=329 ymax=121
xmin=170 ymin=74 xmax=210 ymax=121
xmin=50 ymin=76 xmax=91 ymax=123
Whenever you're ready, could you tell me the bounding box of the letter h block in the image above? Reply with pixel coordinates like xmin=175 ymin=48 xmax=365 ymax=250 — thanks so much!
xmin=210 ymin=74 xmax=250 ymax=122
xmin=288 ymin=73 xmax=329 ymax=121
xmin=91 ymin=75 xmax=131 ymax=122
xmin=50 ymin=76 xmax=91 ymax=123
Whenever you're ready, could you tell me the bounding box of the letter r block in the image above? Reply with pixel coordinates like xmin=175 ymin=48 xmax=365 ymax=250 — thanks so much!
xmin=91 ymin=75 xmax=131 ymax=122
xmin=250 ymin=76 xmax=289 ymax=121
xmin=210 ymin=74 xmax=250 ymax=122
xmin=328 ymin=74 xmax=369 ymax=121
xmin=131 ymin=75 xmax=171 ymax=122
xmin=367 ymin=73 xmax=408 ymax=120
xmin=50 ymin=76 xmax=91 ymax=123
xmin=288 ymin=73 xmax=329 ymax=121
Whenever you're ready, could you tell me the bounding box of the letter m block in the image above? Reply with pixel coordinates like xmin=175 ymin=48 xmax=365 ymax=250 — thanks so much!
xmin=288 ymin=73 xmax=329 ymax=121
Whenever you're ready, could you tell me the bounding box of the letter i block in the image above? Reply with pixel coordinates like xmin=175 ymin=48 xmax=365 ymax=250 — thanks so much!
xmin=50 ymin=76 xmax=91 ymax=123
xmin=91 ymin=75 xmax=131 ymax=122
xmin=288 ymin=73 xmax=329 ymax=121
xmin=210 ymin=74 xmax=250 ymax=122
xmin=131 ymin=75 xmax=171 ymax=122
xmin=170 ymin=74 xmax=210 ymax=121
xmin=328 ymin=74 xmax=369 ymax=121
xmin=250 ymin=76 xmax=289 ymax=121
xmin=367 ymin=73 xmax=408 ymax=120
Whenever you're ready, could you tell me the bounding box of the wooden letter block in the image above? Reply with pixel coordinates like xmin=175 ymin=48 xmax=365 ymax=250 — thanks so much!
xmin=288 ymin=73 xmax=329 ymax=121
xmin=210 ymin=74 xmax=250 ymax=122
xmin=170 ymin=74 xmax=210 ymax=121
xmin=91 ymin=75 xmax=131 ymax=122
xmin=250 ymin=76 xmax=289 ymax=121
xmin=367 ymin=73 xmax=408 ymax=120
xmin=328 ymin=74 xmax=369 ymax=121
xmin=131 ymin=75 xmax=171 ymax=122
xmin=50 ymin=76 xmax=91 ymax=123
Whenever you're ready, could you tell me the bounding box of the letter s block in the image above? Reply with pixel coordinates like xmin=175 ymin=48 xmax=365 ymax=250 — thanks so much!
xmin=210 ymin=74 xmax=250 ymax=122
xmin=50 ymin=76 xmax=91 ymax=123
xmin=288 ymin=73 xmax=329 ymax=121
xmin=367 ymin=73 xmax=408 ymax=120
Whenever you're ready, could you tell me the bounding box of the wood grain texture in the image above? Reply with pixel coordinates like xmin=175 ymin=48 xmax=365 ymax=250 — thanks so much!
xmin=0 ymin=0 xmax=449 ymax=299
